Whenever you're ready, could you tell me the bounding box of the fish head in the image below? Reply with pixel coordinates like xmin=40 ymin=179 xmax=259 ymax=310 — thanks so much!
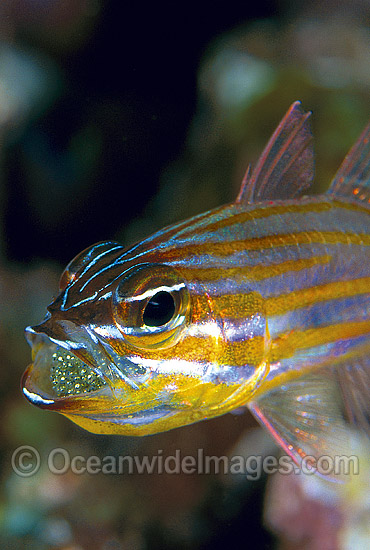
xmin=22 ymin=235 xmax=269 ymax=435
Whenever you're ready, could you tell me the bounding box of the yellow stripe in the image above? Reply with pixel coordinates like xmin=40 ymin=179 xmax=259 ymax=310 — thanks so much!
xmin=180 ymin=255 xmax=331 ymax=282
xmin=167 ymin=230 xmax=370 ymax=258
xmin=192 ymin=276 xmax=370 ymax=321
xmin=253 ymin=340 xmax=370 ymax=398
xmin=108 ymin=328 xmax=266 ymax=368
xmin=150 ymin=305 xmax=370 ymax=371
xmin=146 ymin=335 xmax=266 ymax=368
xmin=270 ymin=320 xmax=370 ymax=363
xmin=185 ymin=198 xmax=370 ymax=237
xmin=265 ymin=276 xmax=370 ymax=316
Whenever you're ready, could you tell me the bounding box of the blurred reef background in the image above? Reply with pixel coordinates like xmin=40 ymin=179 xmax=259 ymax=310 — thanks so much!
xmin=1 ymin=1 xmax=370 ymax=549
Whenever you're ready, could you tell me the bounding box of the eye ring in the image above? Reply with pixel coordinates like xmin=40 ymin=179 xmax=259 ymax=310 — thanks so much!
xmin=112 ymin=264 xmax=190 ymax=350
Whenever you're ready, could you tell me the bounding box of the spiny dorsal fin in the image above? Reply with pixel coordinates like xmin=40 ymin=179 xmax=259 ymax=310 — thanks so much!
xmin=328 ymin=120 xmax=370 ymax=204
xmin=236 ymin=101 xmax=314 ymax=204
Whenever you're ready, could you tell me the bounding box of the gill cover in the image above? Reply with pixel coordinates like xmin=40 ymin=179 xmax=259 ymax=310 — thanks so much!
xmin=22 ymin=101 xmax=317 ymax=434
xmin=22 ymin=240 xmax=270 ymax=435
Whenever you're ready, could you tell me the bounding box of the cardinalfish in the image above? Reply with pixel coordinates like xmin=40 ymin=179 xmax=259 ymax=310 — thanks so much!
xmin=22 ymin=102 xmax=370 ymax=478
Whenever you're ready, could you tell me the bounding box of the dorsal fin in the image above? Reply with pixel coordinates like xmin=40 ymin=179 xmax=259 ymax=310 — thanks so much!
xmin=328 ymin=120 xmax=370 ymax=204
xmin=236 ymin=101 xmax=314 ymax=204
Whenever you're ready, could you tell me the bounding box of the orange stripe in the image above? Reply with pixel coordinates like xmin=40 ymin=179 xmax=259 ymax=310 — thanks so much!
xmin=111 ymin=333 xmax=266 ymax=367
xmin=158 ymin=230 xmax=370 ymax=261
xmin=271 ymin=320 xmax=370 ymax=363
xmin=265 ymin=276 xmax=370 ymax=317
xmin=145 ymin=317 xmax=370 ymax=369
xmin=180 ymin=255 xmax=331 ymax=282
xmin=253 ymin=340 xmax=370 ymax=397
xmin=149 ymin=335 xmax=266 ymax=367
xmin=191 ymin=276 xmax=370 ymax=322
xmin=183 ymin=199 xmax=369 ymax=238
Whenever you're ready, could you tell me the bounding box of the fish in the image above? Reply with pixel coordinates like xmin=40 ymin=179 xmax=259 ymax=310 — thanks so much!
xmin=22 ymin=101 xmax=370 ymax=477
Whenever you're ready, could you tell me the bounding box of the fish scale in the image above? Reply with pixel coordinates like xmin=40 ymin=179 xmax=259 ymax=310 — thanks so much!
xmin=22 ymin=101 xmax=370 ymax=480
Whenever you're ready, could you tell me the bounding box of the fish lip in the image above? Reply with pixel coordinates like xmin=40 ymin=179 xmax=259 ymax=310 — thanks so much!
xmin=21 ymin=364 xmax=87 ymax=411
xmin=22 ymin=323 xmax=154 ymax=414
xmin=21 ymin=345 xmax=115 ymax=408
xmin=25 ymin=323 xmax=115 ymax=385
xmin=23 ymin=325 xmax=115 ymax=410
xmin=22 ymin=323 xmax=181 ymax=425
xmin=21 ymin=365 xmax=57 ymax=408
xmin=25 ymin=322 xmax=152 ymax=392
xmin=21 ymin=337 xmax=179 ymax=426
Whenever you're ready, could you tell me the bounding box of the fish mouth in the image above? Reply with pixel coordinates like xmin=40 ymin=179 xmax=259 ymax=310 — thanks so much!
xmin=22 ymin=334 xmax=111 ymax=410
xmin=22 ymin=326 xmax=180 ymax=432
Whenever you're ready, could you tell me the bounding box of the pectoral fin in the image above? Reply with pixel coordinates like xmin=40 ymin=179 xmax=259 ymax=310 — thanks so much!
xmin=248 ymin=369 xmax=358 ymax=481
xmin=337 ymin=358 xmax=370 ymax=437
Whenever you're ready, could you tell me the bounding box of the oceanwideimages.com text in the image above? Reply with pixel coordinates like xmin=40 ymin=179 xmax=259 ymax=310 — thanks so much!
xmin=11 ymin=446 xmax=359 ymax=480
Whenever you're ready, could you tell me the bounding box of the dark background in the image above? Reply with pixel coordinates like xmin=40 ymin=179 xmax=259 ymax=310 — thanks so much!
xmin=2 ymin=1 xmax=369 ymax=549
xmin=5 ymin=0 xmax=278 ymax=265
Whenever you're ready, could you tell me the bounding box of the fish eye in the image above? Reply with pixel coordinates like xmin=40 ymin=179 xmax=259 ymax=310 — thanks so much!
xmin=59 ymin=241 xmax=122 ymax=291
xmin=113 ymin=264 xmax=190 ymax=349
xmin=143 ymin=291 xmax=176 ymax=327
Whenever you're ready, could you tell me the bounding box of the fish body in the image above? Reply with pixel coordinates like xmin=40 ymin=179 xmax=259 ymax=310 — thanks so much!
xmin=22 ymin=103 xmax=370 ymax=475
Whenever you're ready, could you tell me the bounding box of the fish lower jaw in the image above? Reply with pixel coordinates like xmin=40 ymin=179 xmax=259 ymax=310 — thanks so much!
xmin=22 ymin=342 xmax=108 ymax=405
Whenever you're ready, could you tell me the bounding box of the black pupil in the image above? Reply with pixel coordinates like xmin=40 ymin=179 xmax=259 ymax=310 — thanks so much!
xmin=143 ymin=291 xmax=175 ymax=327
